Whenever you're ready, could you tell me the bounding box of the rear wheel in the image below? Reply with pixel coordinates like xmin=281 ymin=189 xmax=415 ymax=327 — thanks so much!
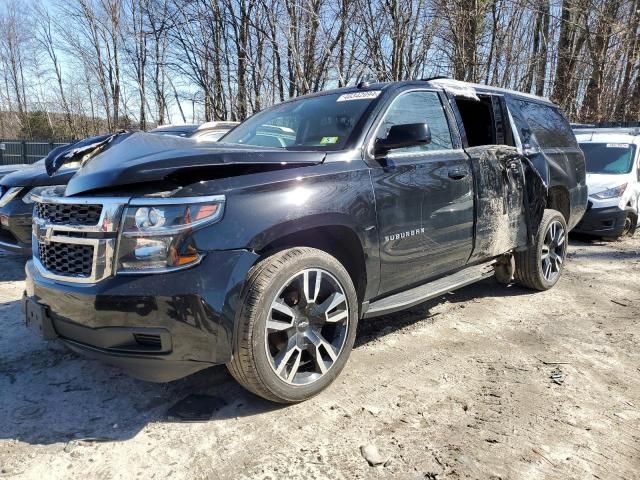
xmin=227 ymin=247 xmax=358 ymax=403
xmin=514 ymin=209 xmax=567 ymax=291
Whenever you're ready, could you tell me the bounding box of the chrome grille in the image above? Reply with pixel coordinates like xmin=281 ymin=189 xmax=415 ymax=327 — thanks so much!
xmin=32 ymin=194 xmax=129 ymax=284
xmin=38 ymin=242 xmax=94 ymax=277
xmin=35 ymin=202 xmax=102 ymax=226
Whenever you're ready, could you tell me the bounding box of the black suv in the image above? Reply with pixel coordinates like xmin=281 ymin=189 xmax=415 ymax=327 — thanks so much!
xmin=23 ymin=80 xmax=586 ymax=403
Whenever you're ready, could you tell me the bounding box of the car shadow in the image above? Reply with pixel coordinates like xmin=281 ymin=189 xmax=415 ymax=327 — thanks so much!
xmin=355 ymin=277 xmax=531 ymax=347
xmin=0 ymin=342 xmax=285 ymax=445
xmin=0 ymin=252 xmax=27 ymax=283
xmin=568 ymin=233 xmax=639 ymax=260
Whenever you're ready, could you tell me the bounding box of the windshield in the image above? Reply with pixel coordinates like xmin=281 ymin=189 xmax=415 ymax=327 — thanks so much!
xmin=580 ymin=142 xmax=636 ymax=174
xmin=221 ymin=91 xmax=380 ymax=150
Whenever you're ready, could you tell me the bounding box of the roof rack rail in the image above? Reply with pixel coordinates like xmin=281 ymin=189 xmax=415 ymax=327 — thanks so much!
xmin=572 ymin=127 xmax=640 ymax=136
xmin=420 ymin=76 xmax=450 ymax=81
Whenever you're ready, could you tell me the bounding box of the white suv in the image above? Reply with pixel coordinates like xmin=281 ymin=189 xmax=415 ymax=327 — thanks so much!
xmin=574 ymin=128 xmax=640 ymax=239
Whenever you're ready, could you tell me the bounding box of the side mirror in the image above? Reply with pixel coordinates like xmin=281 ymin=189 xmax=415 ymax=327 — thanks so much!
xmin=374 ymin=123 xmax=432 ymax=156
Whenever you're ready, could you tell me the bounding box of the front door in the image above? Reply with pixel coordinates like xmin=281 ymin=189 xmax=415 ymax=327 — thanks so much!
xmin=370 ymin=90 xmax=474 ymax=296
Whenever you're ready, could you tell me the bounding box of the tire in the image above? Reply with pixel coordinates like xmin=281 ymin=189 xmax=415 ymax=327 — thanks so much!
xmin=514 ymin=209 xmax=568 ymax=291
xmin=621 ymin=212 xmax=637 ymax=237
xmin=602 ymin=212 xmax=636 ymax=241
xmin=227 ymin=247 xmax=359 ymax=403
xmin=629 ymin=213 xmax=638 ymax=237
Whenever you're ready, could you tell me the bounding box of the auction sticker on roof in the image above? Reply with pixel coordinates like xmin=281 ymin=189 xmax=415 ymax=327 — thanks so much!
xmin=606 ymin=143 xmax=629 ymax=148
xmin=337 ymin=91 xmax=381 ymax=102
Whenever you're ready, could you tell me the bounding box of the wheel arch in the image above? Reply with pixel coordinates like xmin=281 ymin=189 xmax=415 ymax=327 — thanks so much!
xmin=547 ymin=186 xmax=571 ymax=224
xmin=256 ymin=224 xmax=368 ymax=307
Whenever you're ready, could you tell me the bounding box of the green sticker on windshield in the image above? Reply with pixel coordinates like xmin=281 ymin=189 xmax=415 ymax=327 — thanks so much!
xmin=320 ymin=136 xmax=339 ymax=145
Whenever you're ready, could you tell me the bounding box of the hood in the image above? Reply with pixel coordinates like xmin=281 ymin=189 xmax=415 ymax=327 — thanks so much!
xmin=0 ymin=164 xmax=27 ymax=174
xmin=65 ymin=132 xmax=326 ymax=196
xmin=586 ymin=172 xmax=631 ymax=194
xmin=0 ymin=162 xmax=77 ymax=188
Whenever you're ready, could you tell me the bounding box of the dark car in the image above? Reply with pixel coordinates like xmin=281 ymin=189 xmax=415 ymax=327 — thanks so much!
xmin=24 ymin=79 xmax=586 ymax=403
xmin=0 ymin=164 xmax=28 ymax=180
xmin=0 ymin=161 xmax=77 ymax=254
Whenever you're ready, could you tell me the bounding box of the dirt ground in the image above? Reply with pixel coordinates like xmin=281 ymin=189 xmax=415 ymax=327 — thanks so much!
xmin=1 ymin=235 xmax=639 ymax=480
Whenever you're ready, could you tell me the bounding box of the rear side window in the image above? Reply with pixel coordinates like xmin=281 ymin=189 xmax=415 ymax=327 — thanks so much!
xmin=455 ymin=95 xmax=514 ymax=147
xmin=518 ymin=101 xmax=576 ymax=148
xmin=378 ymin=91 xmax=453 ymax=152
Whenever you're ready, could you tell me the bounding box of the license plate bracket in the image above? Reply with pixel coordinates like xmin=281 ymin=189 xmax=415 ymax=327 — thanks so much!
xmin=24 ymin=298 xmax=57 ymax=340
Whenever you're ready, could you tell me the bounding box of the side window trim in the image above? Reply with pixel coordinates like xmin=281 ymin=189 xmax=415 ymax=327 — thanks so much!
xmin=493 ymin=95 xmax=517 ymax=146
xmin=439 ymin=91 xmax=463 ymax=149
xmin=506 ymin=96 xmax=536 ymax=153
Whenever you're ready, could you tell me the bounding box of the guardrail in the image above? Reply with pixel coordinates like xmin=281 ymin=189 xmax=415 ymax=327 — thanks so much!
xmin=0 ymin=139 xmax=72 ymax=166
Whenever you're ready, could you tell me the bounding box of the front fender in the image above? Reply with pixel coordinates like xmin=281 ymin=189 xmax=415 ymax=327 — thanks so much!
xmin=189 ymin=163 xmax=378 ymax=260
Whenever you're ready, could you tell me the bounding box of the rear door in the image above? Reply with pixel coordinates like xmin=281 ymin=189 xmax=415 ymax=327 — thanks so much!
xmin=368 ymin=89 xmax=474 ymax=296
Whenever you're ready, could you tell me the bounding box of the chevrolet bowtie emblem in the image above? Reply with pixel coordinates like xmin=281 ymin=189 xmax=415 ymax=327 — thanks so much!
xmin=42 ymin=226 xmax=54 ymax=245
xmin=34 ymin=221 xmax=54 ymax=245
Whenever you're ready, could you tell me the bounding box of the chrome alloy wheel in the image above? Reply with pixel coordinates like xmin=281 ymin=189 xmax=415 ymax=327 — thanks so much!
xmin=541 ymin=220 xmax=566 ymax=282
xmin=265 ymin=268 xmax=350 ymax=386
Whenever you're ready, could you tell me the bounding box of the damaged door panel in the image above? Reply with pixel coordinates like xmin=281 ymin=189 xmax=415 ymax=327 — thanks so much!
xmin=466 ymin=145 xmax=547 ymax=262
xmin=467 ymin=146 xmax=526 ymax=260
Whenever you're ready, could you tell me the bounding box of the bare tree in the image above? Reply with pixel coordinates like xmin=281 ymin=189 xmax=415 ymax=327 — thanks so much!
xmin=0 ymin=0 xmax=638 ymax=140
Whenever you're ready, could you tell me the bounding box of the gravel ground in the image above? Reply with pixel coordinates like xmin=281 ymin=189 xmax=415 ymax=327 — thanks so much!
xmin=1 ymin=235 xmax=639 ymax=480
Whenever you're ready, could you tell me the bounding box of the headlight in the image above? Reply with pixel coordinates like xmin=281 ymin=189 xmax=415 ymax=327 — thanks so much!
xmin=116 ymin=195 xmax=225 ymax=273
xmin=0 ymin=187 xmax=23 ymax=207
xmin=590 ymin=183 xmax=627 ymax=200
xmin=22 ymin=185 xmax=65 ymax=204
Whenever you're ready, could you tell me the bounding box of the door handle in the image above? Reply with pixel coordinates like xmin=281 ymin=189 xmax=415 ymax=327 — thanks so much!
xmin=448 ymin=167 xmax=469 ymax=180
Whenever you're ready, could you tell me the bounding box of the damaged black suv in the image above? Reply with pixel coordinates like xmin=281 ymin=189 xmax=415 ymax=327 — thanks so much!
xmin=24 ymin=80 xmax=586 ymax=403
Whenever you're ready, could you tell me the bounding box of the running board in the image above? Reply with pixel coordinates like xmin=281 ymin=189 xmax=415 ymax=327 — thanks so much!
xmin=364 ymin=261 xmax=496 ymax=318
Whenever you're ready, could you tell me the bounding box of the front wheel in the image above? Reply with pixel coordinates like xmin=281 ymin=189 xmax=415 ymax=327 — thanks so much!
xmin=603 ymin=212 xmax=637 ymax=241
xmin=227 ymin=247 xmax=358 ymax=403
xmin=514 ymin=209 xmax=568 ymax=291
xmin=620 ymin=212 xmax=637 ymax=238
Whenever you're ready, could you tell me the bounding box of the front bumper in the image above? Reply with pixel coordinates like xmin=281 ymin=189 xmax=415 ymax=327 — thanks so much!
xmin=24 ymin=250 xmax=259 ymax=382
xmin=573 ymin=203 xmax=629 ymax=237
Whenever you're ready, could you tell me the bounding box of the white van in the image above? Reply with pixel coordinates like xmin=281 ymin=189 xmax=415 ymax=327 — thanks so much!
xmin=574 ymin=128 xmax=640 ymax=239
